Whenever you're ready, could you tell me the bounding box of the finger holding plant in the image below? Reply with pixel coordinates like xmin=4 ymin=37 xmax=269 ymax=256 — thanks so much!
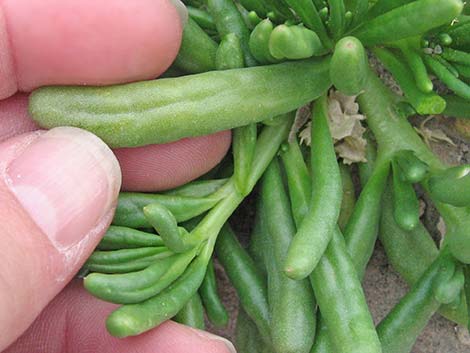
xmin=26 ymin=0 xmax=470 ymax=351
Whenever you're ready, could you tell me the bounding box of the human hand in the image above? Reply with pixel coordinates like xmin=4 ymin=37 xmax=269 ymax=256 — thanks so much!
xmin=0 ymin=1 xmax=233 ymax=352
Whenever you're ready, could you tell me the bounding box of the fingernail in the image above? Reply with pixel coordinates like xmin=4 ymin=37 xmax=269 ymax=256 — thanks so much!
xmin=189 ymin=328 xmax=237 ymax=353
xmin=168 ymin=0 xmax=188 ymax=25
xmin=6 ymin=127 xmax=121 ymax=250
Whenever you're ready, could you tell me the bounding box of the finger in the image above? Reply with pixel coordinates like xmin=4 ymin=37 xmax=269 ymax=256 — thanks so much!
xmin=115 ymin=131 xmax=232 ymax=191
xmin=0 ymin=0 xmax=186 ymax=99
xmin=0 ymin=94 xmax=37 ymax=142
xmin=0 ymin=128 xmax=121 ymax=350
xmin=5 ymin=280 xmax=236 ymax=353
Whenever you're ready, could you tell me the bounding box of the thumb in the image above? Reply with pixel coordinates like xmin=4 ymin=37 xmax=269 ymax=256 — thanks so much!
xmin=0 ymin=127 xmax=121 ymax=350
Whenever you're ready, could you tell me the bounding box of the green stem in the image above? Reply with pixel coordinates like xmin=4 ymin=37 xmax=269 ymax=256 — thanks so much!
xmin=377 ymin=254 xmax=446 ymax=353
xmin=357 ymin=69 xmax=443 ymax=169
xmin=358 ymin=68 xmax=470 ymax=326
xmin=246 ymin=114 xmax=294 ymax=190
xmin=195 ymin=117 xmax=293 ymax=246
xmin=372 ymin=47 xmax=445 ymax=115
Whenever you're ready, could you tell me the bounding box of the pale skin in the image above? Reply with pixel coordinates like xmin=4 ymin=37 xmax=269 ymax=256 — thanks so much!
xmin=0 ymin=1 xmax=233 ymax=352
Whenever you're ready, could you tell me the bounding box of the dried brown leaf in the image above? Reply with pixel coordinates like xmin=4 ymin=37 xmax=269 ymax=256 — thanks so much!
xmin=299 ymin=91 xmax=367 ymax=164
xmin=415 ymin=116 xmax=456 ymax=146
xmin=289 ymin=104 xmax=311 ymax=143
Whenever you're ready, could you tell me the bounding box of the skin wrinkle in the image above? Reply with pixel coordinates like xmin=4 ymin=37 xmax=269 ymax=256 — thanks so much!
xmin=0 ymin=2 xmax=18 ymax=98
xmin=0 ymin=182 xmax=49 ymax=347
xmin=0 ymin=94 xmax=38 ymax=142
xmin=0 ymin=2 xmax=19 ymax=90
xmin=0 ymin=243 xmax=21 ymax=329
xmin=63 ymin=305 xmax=70 ymax=353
